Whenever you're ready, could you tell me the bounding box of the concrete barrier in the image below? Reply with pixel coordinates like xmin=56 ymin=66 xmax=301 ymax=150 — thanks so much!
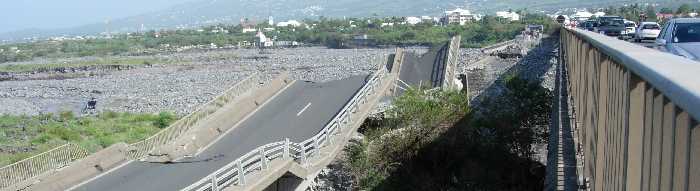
xmin=146 ymin=73 xmax=292 ymax=162
xmin=7 ymin=143 xmax=129 ymax=191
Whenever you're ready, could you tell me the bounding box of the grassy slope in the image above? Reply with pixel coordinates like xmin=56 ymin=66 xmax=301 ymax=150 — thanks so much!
xmin=0 ymin=111 xmax=175 ymax=166
xmin=0 ymin=57 xmax=159 ymax=73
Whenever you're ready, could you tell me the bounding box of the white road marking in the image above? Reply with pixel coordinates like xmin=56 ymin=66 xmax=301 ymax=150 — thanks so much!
xmin=297 ymin=103 xmax=312 ymax=116
xmin=66 ymin=160 xmax=135 ymax=191
xmin=194 ymin=80 xmax=297 ymax=156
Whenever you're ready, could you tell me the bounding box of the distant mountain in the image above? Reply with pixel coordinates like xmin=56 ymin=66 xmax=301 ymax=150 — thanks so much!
xmin=1 ymin=0 xmax=695 ymax=41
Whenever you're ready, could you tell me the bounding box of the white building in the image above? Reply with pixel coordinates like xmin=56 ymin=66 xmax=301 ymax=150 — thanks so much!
xmin=256 ymin=31 xmax=273 ymax=47
xmin=496 ymin=11 xmax=520 ymax=21
xmin=405 ymin=16 xmax=422 ymax=25
xmin=444 ymin=8 xmax=478 ymax=25
xmin=242 ymin=27 xmax=257 ymax=33
xmin=593 ymin=12 xmax=606 ymax=17
xmin=276 ymin=20 xmax=302 ymax=27
xmin=573 ymin=11 xmax=593 ymax=21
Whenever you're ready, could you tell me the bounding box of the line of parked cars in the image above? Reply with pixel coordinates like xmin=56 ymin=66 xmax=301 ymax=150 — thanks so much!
xmin=577 ymin=16 xmax=700 ymax=61
xmin=576 ymin=16 xmax=657 ymax=41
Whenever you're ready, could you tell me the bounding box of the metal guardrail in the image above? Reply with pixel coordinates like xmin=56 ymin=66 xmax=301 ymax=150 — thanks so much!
xmin=127 ymin=73 xmax=262 ymax=159
xmin=561 ymin=27 xmax=700 ymax=190
xmin=181 ymin=57 xmax=389 ymax=191
xmin=0 ymin=143 xmax=88 ymax=188
xmin=481 ymin=39 xmax=516 ymax=54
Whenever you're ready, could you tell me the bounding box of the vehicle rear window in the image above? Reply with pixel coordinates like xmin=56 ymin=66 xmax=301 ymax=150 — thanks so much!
xmin=601 ymin=19 xmax=624 ymax=26
xmin=673 ymin=23 xmax=700 ymax=43
xmin=642 ymin=24 xmax=660 ymax=29
xmin=625 ymin=23 xmax=636 ymax=27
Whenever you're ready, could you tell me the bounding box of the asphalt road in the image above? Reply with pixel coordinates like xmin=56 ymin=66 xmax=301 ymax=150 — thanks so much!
xmin=632 ymin=39 xmax=657 ymax=48
xmin=398 ymin=46 xmax=445 ymax=90
xmin=71 ymin=75 xmax=368 ymax=191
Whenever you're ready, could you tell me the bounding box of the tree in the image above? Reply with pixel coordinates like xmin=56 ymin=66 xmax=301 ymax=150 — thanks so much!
xmin=646 ymin=6 xmax=658 ymax=21
xmin=677 ymin=4 xmax=692 ymax=15
xmin=605 ymin=6 xmax=618 ymax=15
xmin=660 ymin=7 xmax=674 ymax=14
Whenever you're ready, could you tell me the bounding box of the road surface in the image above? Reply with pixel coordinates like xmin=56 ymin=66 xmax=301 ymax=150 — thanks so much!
xmin=398 ymin=46 xmax=446 ymax=90
xmin=71 ymin=75 xmax=368 ymax=191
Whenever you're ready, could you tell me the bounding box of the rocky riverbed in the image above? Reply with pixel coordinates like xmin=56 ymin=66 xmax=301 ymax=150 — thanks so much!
xmin=0 ymin=47 xmax=394 ymax=116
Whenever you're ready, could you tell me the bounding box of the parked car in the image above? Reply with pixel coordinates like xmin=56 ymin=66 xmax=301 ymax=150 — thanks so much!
xmin=656 ymin=18 xmax=700 ymax=60
xmin=621 ymin=20 xmax=637 ymax=39
xmin=582 ymin=20 xmax=597 ymax=31
xmin=635 ymin=22 xmax=661 ymax=42
xmin=595 ymin=16 xmax=625 ymax=36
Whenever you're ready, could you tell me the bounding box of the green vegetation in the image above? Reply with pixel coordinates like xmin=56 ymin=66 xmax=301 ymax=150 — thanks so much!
xmin=346 ymin=76 xmax=551 ymax=190
xmin=0 ymin=13 xmax=556 ymax=64
xmin=0 ymin=111 xmax=176 ymax=166
xmin=0 ymin=57 xmax=160 ymax=73
xmin=275 ymin=14 xmax=557 ymax=48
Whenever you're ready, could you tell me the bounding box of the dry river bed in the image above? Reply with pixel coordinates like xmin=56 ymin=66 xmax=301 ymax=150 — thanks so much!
xmin=0 ymin=47 xmax=486 ymax=116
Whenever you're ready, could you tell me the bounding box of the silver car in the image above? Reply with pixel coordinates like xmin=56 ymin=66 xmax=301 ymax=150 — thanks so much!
xmin=656 ymin=18 xmax=700 ymax=60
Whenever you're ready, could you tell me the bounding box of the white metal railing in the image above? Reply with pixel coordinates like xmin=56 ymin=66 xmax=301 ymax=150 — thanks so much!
xmin=127 ymin=73 xmax=263 ymax=159
xmin=481 ymin=39 xmax=516 ymax=54
xmin=181 ymin=57 xmax=389 ymax=191
xmin=0 ymin=143 xmax=88 ymax=188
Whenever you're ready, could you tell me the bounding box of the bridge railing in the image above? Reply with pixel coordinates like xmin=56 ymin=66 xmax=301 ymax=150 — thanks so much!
xmin=127 ymin=73 xmax=262 ymax=159
xmin=0 ymin=143 xmax=88 ymax=188
xmin=561 ymin=27 xmax=700 ymax=190
xmin=181 ymin=56 xmax=390 ymax=191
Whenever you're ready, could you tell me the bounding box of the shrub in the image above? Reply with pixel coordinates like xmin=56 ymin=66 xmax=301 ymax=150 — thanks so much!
xmin=154 ymin=112 xmax=175 ymax=129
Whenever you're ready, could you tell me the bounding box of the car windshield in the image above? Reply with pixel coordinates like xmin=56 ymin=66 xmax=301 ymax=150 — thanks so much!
xmin=642 ymin=24 xmax=660 ymax=29
xmin=611 ymin=19 xmax=624 ymax=26
xmin=673 ymin=23 xmax=700 ymax=43
xmin=625 ymin=23 xmax=635 ymax=27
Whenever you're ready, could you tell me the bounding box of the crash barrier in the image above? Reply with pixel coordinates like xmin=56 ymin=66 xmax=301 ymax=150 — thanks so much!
xmin=127 ymin=73 xmax=262 ymax=159
xmin=481 ymin=39 xmax=516 ymax=54
xmin=0 ymin=144 xmax=88 ymax=188
xmin=560 ymin=27 xmax=700 ymax=190
xmin=181 ymin=57 xmax=390 ymax=191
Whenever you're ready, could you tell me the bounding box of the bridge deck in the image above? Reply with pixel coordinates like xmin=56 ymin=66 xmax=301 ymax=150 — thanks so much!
xmin=70 ymin=76 xmax=368 ymax=191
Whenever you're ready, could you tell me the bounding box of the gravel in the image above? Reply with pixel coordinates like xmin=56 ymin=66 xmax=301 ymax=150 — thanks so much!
xmin=0 ymin=47 xmax=392 ymax=116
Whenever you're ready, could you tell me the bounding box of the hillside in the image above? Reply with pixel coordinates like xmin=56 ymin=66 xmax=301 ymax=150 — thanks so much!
xmin=0 ymin=0 xmax=695 ymax=41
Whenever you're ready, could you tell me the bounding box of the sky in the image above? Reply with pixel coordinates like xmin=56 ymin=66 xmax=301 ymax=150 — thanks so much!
xmin=0 ymin=0 xmax=194 ymax=33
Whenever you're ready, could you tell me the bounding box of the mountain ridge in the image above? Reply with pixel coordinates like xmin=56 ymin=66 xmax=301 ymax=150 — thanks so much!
xmin=0 ymin=0 xmax=693 ymax=41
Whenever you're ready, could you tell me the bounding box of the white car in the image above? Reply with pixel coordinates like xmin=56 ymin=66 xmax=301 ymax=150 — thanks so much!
xmin=622 ymin=20 xmax=637 ymax=39
xmin=635 ymin=22 xmax=661 ymax=42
